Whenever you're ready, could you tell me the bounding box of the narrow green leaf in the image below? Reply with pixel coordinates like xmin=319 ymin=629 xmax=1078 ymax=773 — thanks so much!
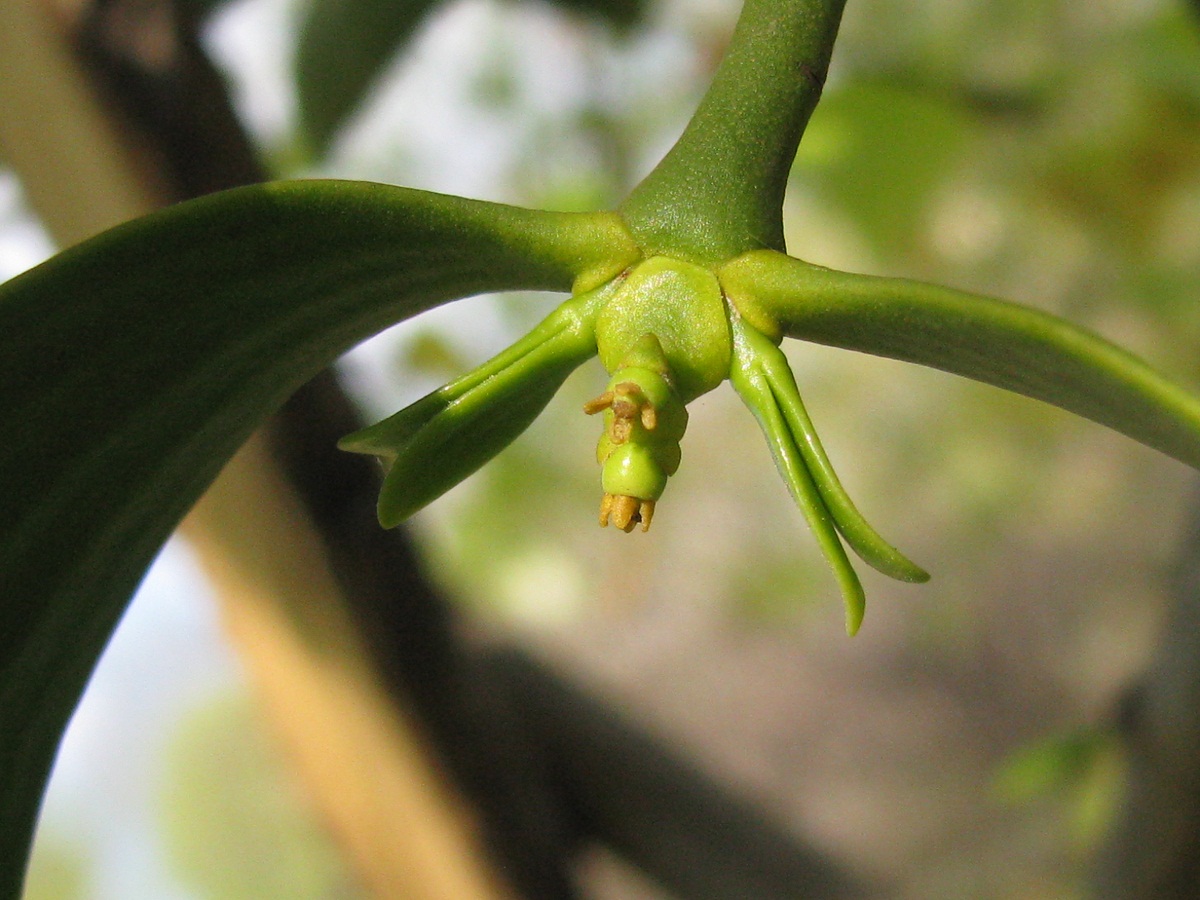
xmin=0 ymin=179 xmax=637 ymax=899
xmin=341 ymin=282 xmax=614 ymax=525
xmin=728 ymin=317 xmax=866 ymax=635
xmin=735 ymin=319 xmax=928 ymax=584
xmin=723 ymin=249 xmax=1200 ymax=471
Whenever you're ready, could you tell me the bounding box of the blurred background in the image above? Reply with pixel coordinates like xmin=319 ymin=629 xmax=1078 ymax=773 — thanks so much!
xmin=4 ymin=0 xmax=1200 ymax=897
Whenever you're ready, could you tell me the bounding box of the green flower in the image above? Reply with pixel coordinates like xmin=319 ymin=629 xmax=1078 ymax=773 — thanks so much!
xmin=340 ymin=238 xmax=1200 ymax=635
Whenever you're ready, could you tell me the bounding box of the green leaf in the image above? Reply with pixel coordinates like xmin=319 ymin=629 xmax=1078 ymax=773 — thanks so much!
xmin=728 ymin=316 xmax=866 ymax=636
xmin=340 ymin=282 xmax=614 ymax=525
xmin=544 ymin=0 xmax=648 ymax=30
xmin=0 ymin=178 xmax=636 ymax=898
xmin=733 ymin=318 xmax=928 ymax=585
xmin=992 ymin=726 xmax=1109 ymax=805
xmin=722 ymin=250 xmax=1200 ymax=472
xmin=176 ymin=0 xmax=236 ymax=23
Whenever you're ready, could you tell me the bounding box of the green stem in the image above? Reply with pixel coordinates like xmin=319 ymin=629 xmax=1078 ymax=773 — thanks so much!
xmin=619 ymin=0 xmax=847 ymax=264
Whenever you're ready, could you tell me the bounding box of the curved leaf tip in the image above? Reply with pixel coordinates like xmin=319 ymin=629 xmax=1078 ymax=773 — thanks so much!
xmin=729 ymin=316 xmax=872 ymax=635
xmin=733 ymin=318 xmax=929 ymax=585
xmin=341 ymin=284 xmax=612 ymax=526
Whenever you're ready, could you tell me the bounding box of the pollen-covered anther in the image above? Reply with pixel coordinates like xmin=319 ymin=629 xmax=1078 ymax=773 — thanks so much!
xmin=612 ymin=381 xmax=654 ymax=422
xmin=586 ymin=381 xmax=658 ymax=446
xmin=582 ymin=391 xmax=614 ymax=416
xmin=598 ymin=493 xmax=655 ymax=533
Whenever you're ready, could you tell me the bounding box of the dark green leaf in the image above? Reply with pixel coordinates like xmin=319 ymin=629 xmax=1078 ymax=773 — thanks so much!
xmin=0 ymin=178 xmax=636 ymax=898
xmin=176 ymin=0 xmax=236 ymax=24
xmin=544 ymin=0 xmax=648 ymax=30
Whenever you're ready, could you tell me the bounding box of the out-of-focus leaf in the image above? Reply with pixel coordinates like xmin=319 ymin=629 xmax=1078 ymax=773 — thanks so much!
xmin=722 ymin=250 xmax=1200 ymax=472
xmin=993 ymin=727 xmax=1107 ymax=804
xmin=545 ymin=0 xmax=648 ymax=30
xmin=0 ymin=178 xmax=637 ymax=898
xmin=160 ymin=694 xmax=360 ymax=899
xmin=992 ymin=724 xmax=1122 ymax=846
xmin=176 ymin=0 xmax=235 ymax=24
xmin=793 ymin=80 xmax=975 ymax=254
xmin=295 ymin=0 xmax=439 ymax=158
xmin=296 ymin=0 xmax=649 ymax=159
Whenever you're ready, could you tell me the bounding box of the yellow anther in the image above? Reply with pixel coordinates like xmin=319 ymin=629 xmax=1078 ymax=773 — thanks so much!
xmin=598 ymin=493 xmax=655 ymax=533
xmin=582 ymin=391 xmax=614 ymax=416
xmin=587 ymin=380 xmax=658 ymax=446
xmin=637 ymin=498 xmax=655 ymax=530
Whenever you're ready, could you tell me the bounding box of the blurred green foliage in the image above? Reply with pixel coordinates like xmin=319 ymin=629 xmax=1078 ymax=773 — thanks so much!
xmin=159 ymin=694 xmax=363 ymax=900
xmin=21 ymin=841 xmax=88 ymax=900
xmin=795 ymin=80 xmax=977 ymax=254
xmin=992 ymin=724 xmax=1127 ymax=862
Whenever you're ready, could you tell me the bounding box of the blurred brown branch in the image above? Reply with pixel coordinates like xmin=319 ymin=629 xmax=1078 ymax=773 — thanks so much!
xmin=1093 ymin=485 xmax=1200 ymax=898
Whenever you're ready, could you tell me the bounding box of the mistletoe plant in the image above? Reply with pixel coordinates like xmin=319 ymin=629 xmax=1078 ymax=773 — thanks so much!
xmin=4 ymin=0 xmax=1200 ymax=895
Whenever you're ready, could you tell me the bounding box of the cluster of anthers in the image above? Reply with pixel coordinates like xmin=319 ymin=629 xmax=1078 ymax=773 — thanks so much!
xmin=582 ymin=334 xmax=689 ymax=535
xmin=584 ymin=380 xmax=660 ymax=532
